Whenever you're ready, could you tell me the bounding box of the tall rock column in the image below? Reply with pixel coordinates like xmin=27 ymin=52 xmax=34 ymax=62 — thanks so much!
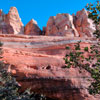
xmin=5 ymin=7 xmax=24 ymax=34
xmin=74 ymin=9 xmax=96 ymax=37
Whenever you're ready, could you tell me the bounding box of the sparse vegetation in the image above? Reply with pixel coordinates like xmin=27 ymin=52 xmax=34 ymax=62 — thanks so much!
xmin=64 ymin=0 xmax=100 ymax=95
xmin=0 ymin=42 xmax=48 ymax=100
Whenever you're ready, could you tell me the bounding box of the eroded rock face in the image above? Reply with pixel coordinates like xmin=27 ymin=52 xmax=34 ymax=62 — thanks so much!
xmin=45 ymin=9 xmax=96 ymax=37
xmin=0 ymin=9 xmax=11 ymax=34
xmin=0 ymin=34 xmax=99 ymax=100
xmin=46 ymin=14 xmax=79 ymax=37
xmin=0 ymin=9 xmax=4 ymax=33
xmin=5 ymin=7 xmax=24 ymax=34
xmin=24 ymin=19 xmax=41 ymax=35
xmin=0 ymin=7 xmax=24 ymax=34
xmin=0 ymin=7 xmax=97 ymax=37
xmin=0 ymin=7 xmax=99 ymax=100
xmin=74 ymin=9 xmax=96 ymax=37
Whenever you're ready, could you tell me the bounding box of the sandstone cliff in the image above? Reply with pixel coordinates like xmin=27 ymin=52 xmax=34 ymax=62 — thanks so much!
xmin=0 ymin=7 xmax=99 ymax=100
xmin=0 ymin=34 xmax=99 ymax=100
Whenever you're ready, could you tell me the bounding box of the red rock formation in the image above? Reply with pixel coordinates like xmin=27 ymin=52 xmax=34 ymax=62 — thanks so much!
xmin=0 ymin=9 xmax=3 ymax=33
xmin=24 ymin=19 xmax=41 ymax=35
xmin=0 ymin=34 xmax=99 ymax=100
xmin=74 ymin=9 xmax=96 ymax=37
xmin=5 ymin=7 xmax=24 ymax=34
xmin=0 ymin=7 xmax=97 ymax=37
xmin=45 ymin=9 xmax=96 ymax=37
xmin=0 ymin=9 xmax=9 ymax=34
xmin=0 ymin=7 xmax=24 ymax=34
xmin=0 ymin=7 xmax=99 ymax=100
xmin=42 ymin=26 xmax=46 ymax=35
xmin=46 ymin=14 xmax=79 ymax=37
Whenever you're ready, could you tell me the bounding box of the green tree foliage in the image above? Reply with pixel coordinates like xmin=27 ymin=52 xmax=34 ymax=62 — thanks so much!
xmin=64 ymin=0 xmax=100 ymax=95
xmin=64 ymin=42 xmax=100 ymax=94
xmin=86 ymin=0 xmax=100 ymax=38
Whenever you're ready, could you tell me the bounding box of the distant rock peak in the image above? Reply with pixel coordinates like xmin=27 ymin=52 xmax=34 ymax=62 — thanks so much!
xmin=75 ymin=8 xmax=95 ymax=37
xmin=9 ymin=7 xmax=19 ymax=14
xmin=24 ymin=19 xmax=41 ymax=35
xmin=0 ymin=7 xmax=96 ymax=37
xmin=30 ymin=19 xmax=38 ymax=25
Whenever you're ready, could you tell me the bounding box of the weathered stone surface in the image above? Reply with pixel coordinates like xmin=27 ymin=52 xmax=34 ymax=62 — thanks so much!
xmin=24 ymin=19 xmax=41 ymax=35
xmin=0 ymin=6 xmax=99 ymax=100
xmin=0 ymin=34 xmax=99 ymax=100
xmin=42 ymin=26 xmax=46 ymax=35
xmin=74 ymin=9 xmax=96 ymax=37
xmin=46 ymin=14 xmax=79 ymax=37
xmin=5 ymin=7 xmax=24 ymax=34
xmin=45 ymin=9 xmax=96 ymax=37
xmin=0 ymin=7 xmax=97 ymax=37
xmin=0 ymin=9 xmax=4 ymax=33
xmin=0 ymin=9 xmax=10 ymax=34
xmin=0 ymin=7 xmax=24 ymax=34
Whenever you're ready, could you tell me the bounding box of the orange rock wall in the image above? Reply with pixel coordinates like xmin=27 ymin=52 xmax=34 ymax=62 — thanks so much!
xmin=0 ymin=34 xmax=99 ymax=100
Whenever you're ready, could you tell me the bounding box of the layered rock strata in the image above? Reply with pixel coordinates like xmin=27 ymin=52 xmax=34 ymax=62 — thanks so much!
xmin=0 ymin=34 xmax=99 ymax=100
xmin=0 ymin=6 xmax=99 ymax=100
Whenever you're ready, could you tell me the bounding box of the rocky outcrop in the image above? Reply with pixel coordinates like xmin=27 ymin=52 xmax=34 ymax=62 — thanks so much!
xmin=74 ymin=9 xmax=95 ymax=37
xmin=0 ymin=7 xmax=99 ymax=100
xmin=0 ymin=9 xmax=4 ymax=33
xmin=24 ymin=19 xmax=41 ymax=35
xmin=45 ymin=9 xmax=96 ymax=37
xmin=46 ymin=14 xmax=79 ymax=37
xmin=0 ymin=34 xmax=99 ymax=100
xmin=6 ymin=7 xmax=24 ymax=34
xmin=0 ymin=9 xmax=11 ymax=34
xmin=0 ymin=7 xmax=24 ymax=34
xmin=0 ymin=7 xmax=97 ymax=37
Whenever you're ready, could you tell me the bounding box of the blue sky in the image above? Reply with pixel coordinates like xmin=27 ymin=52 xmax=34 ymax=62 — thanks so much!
xmin=0 ymin=0 xmax=94 ymax=29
